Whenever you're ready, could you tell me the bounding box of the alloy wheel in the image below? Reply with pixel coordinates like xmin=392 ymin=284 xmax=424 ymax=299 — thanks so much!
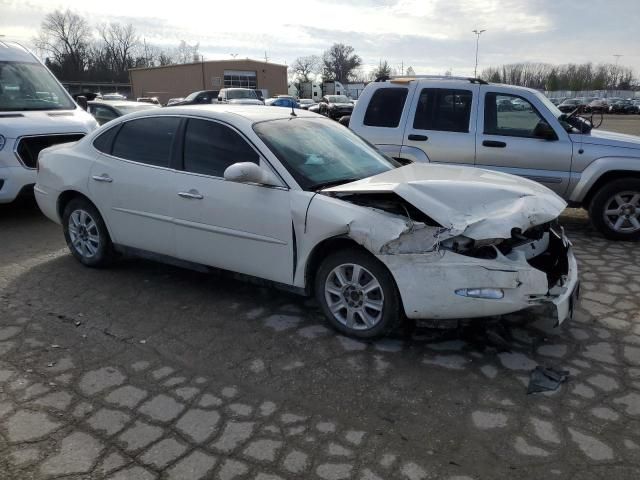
xmin=324 ymin=263 xmax=385 ymax=331
xmin=603 ymin=191 xmax=640 ymax=233
xmin=68 ymin=209 xmax=100 ymax=258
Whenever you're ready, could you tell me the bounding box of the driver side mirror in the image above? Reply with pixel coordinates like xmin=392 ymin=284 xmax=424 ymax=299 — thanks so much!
xmin=76 ymin=95 xmax=88 ymax=111
xmin=533 ymin=121 xmax=558 ymax=141
xmin=224 ymin=162 xmax=280 ymax=187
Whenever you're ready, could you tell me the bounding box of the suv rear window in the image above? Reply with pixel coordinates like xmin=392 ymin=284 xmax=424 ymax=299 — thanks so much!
xmin=364 ymin=88 xmax=408 ymax=128
xmin=413 ymin=88 xmax=472 ymax=133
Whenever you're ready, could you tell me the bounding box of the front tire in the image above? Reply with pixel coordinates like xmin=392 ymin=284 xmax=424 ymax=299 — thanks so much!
xmin=315 ymin=248 xmax=402 ymax=338
xmin=589 ymin=178 xmax=640 ymax=241
xmin=63 ymin=198 xmax=115 ymax=267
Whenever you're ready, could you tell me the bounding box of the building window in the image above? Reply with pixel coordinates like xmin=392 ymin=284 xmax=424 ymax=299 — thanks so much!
xmin=223 ymin=70 xmax=257 ymax=88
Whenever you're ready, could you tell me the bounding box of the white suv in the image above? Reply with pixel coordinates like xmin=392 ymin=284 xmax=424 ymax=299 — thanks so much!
xmin=0 ymin=40 xmax=97 ymax=203
xmin=350 ymin=76 xmax=640 ymax=240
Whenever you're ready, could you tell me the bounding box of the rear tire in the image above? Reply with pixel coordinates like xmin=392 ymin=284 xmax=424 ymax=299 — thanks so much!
xmin=62 ymin=197 xmax=115 ymax=267
xmin=315 ymin=248 xmax=402 ymax=339
xmin=589 ymin=178 xmax=640 ymax=241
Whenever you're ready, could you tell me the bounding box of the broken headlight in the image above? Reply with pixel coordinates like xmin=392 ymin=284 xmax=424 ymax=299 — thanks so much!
xmin=439 ymin=236 xmax=502 ymax=259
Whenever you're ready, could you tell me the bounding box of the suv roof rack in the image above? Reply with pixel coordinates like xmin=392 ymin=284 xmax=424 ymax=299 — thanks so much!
xmin=375 ymin=75 xmax=488 ymax=85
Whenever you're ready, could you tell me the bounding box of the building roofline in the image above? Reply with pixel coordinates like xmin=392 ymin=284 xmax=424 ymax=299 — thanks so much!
xmin=129 ymin=58 xmax=288 ymax=72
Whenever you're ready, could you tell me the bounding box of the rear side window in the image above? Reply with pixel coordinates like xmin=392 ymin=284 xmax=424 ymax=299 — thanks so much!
xmin=413 ymin=88 xmax=472 ymax=133
xmin=112 ymin=117 xmax=180 ymax=167
xmin=93 ymin=126 xmax=119 ymax=154
xmin=364 ymin=88 xmax=408 ymax=127
xmin=183 ymin=118 xmax=258 ymax=177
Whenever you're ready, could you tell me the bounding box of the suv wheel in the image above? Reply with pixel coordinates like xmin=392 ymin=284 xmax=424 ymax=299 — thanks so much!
xmin=589 ymin=178 xmax=640 ymax=241
xmin=63 ymin=198 xmax=115 ymax=267
xmin=315 ymin=248 xmax=402 ymax=338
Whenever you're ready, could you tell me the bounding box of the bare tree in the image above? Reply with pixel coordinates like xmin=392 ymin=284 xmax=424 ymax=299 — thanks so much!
xmin=175 ymin=40 xmax=200 ymax=64
xmin=98 ymin=23 xmax=139 ymax=76
xmin=290 ymin=55 xmax=321 ymax=82
xmin=322 ymin=44 xmax=362 ymax=84
xmin=406 ymin=66 xmax=415 ymax=76
xmin=34 ymin=9 xmax=93 ymax=79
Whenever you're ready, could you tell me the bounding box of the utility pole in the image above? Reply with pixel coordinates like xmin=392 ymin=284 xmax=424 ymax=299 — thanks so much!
xmin=264 ymin=51 xmax=269 ymax=63
xmin=613 ymin=54 xmax=622 ymax=66
xmin=472 ymin=29 xmax=486 ymax=78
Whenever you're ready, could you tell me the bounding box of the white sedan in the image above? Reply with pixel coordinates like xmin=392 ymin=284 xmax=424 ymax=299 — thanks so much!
xmin=35 ymin=106 xmax=579 ymax=338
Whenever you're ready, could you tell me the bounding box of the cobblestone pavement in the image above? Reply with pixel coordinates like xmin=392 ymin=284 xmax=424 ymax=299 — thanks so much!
xmin=1 ymin=202 xmax=639 ymax=480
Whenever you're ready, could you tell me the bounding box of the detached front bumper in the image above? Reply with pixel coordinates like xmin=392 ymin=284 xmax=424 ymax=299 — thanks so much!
xmin=379 ymin=227 xmax=579 ymax=322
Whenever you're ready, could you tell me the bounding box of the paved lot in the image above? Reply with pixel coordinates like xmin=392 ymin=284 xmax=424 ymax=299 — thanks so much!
xmin=595 ymin=114 xmax=640 ymax=136
xmin=1 ymin=116 xmax=640 ymax=479
xmin=2 ymin=201 xmax=640 ymax=480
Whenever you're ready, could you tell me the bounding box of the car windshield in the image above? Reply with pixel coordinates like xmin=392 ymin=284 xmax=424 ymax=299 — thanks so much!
xmin=253 ymin=117 xmax=397 ymax=190
xmin=0 ymin=61 xmax=76 ymax=111
xmin=327 ymin=95 xmax=350 ymax=103
xmin=227 ymin=89 xmax=258 ymax=100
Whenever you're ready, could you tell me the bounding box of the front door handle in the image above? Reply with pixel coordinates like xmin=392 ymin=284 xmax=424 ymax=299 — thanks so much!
xmin=408 ymin=134 xmax=428 ymax=141
xmin=92 ymin=174 xmax=113 ymax=183
xmin=482 ymin=140 xmax=507 ymax=148
xmin=178 ymin=190 xmax=204 ymax=200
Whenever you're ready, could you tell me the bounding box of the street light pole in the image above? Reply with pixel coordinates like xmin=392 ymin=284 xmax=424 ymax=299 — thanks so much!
xmin=472 ymin=29 xmax=486 ymax=78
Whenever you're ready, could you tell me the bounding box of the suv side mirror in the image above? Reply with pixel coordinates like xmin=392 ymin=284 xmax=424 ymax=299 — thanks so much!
xmin=224 ymin=162 xmax=280 ymax=186
xmin=533 ymin=121 xmax=558 ymax=141
xmin=76 ymin=95 xmax=88 ymax=110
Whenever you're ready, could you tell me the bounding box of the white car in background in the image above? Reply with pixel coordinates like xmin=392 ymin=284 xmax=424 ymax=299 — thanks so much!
xmin=35 ymin=106 xmax=578 ymax=338
xmin=0 ymin=40 xmax=97 ymax=204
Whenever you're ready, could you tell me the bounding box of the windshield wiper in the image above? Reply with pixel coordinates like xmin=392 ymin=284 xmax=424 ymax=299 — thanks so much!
xmin=309 ymin=178 xmax=361 ymax=191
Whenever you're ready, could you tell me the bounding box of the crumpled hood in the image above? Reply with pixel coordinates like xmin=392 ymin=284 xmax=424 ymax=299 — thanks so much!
xmin=227 ymin=99 xmax=264 ymax=105
xmin=572 ymin=129 xmax=640 ymax=151
xmin=323 ymin=163 xmax=567 ymax=240
xmin=0 ymin=109 xmax=98 ymax=139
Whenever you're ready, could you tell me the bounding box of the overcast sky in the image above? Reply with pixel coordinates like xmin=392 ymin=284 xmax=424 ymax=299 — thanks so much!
xmin=2 ymin=0 xmax=638 ymax=77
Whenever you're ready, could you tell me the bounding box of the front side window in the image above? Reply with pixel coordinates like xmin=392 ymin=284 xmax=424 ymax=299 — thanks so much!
xmin=413 ymin=88 xmax=472 ymax=133
xmin=364 ymin=87 xmax=408 ymax=127
xmin=112 ymin=117 xmax=180 ymax=167
xmin=183 ymin=119 xmax=258 ymax=177
xmin=0 ymin=61 xmax=76 ymax=111
xmin=484 ymin=93 xmax=546 ymax=138
xmin=254 ymin=118 xmax=397 ymax=190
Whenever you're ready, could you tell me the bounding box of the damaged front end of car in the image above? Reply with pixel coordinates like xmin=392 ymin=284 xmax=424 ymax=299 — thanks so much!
xmin=318 ymin=166 xmax=579 ymax=323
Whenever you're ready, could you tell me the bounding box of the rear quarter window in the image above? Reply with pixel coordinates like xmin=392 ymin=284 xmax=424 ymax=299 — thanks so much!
xmin=92 ymin=125 xmax=120 ymax=154
xmin=363 ymin=88 xmax=408 ymax=128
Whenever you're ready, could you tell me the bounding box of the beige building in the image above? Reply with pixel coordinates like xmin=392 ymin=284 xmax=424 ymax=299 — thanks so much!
xmin=129 ymin=59 xmax=288 ymax=104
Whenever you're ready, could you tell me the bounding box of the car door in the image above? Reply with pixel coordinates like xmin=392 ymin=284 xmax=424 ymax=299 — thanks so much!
xmin=475 ymin=87 xmax=573 ymax=195
xmin=402 ymin=85 xmax=478 ymax=165
xmin=89 ymin=116 xmax=182 ymax=256
xmin=171 ymin=117 xmax=294 ymax=284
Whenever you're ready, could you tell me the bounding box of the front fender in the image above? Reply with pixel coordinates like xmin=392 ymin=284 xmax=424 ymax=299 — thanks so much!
xmin=569 ymin=156 xmax=640 ymax=203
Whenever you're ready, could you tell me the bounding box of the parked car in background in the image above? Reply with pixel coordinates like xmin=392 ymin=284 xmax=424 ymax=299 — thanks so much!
xmin=34 ymin=105 xmax=578 ymax=338
xmin=87 ymin=100 xmax=160 ymax=125
xmin=253 ymin=90 xmax=265 ymax=102
xmin=349 ymin=76 xmax=640 ymax=240
xmin=633 ymin=100 xmax=640 ymax=113
xmin=298 ymin=99 xmax=316 ymax=110
xmin=167 ymin=97 xmax=185 ymax=106
xmin=609 ymin=99 xmax=635 ymax=114
xmin=169 ymin=90 xmax=219 ymax=106
xmin=265 ymin=97 xmax=299 ymax=108
xmin=137 ymin=97 xmax=160 ymax=105
xmin=318 ymin=95 xmax=354 ymax=119
xmin=0 ymin=39 xmax=98 ymax=204
xmin=307 ymin=103 xmax=321 ymax=114
xmin=217 ymin=88 xmax=264 ymax=105
xmin=558 ymin=98 xmax=583 ymax=113
xmin=585 ymin=98 xmax=608 ymax=113
xmin=102 ymin=93 xmax=127 ymax=101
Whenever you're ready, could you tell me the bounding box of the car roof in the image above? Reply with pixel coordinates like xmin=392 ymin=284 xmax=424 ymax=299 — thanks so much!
xmin=110 ymin=104 xmax=320 ymax=124
xmin=0 ymin=40 xmax=38 ymax=63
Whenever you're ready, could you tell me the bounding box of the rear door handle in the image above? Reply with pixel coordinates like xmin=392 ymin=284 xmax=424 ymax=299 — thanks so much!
xmin=482 ymin=140 xmax=507 ymax=148
xmin=92 ymin=174 xmax=113 ymax=183
xmin=408 ymin=134 xmax=428 ymax=141
xmin=178 ymin=190 xmax=204 ymax=200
